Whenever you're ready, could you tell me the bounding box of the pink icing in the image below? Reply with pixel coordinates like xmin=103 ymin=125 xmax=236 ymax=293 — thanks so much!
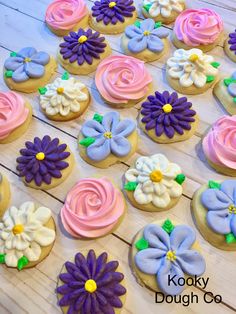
xmin=0 ymin=91 xmax=29 ymax=140
xmin=202 ymin=116 xmax=236 ymax=170
xmin=60 ymin=177 xmax=125 ymax=238
xmin=174 ymin=8 xmax=223 ymax=46
xmin=95 ymin=55 xmax=152 ymax=104
xmin=45 ymin=0 xmax=88 ymax=31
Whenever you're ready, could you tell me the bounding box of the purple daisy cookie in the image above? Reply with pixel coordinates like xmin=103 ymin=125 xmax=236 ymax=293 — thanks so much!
xmin=57 ymin=249 xmax=127 ymax=313
xmin=228 ymin=30 xmax=236 ymax=54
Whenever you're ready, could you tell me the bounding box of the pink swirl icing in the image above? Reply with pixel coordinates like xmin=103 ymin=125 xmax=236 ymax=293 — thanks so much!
xmin=0 ymin=91 xmax=29 ymax=140
xmin=60 ymin=177 xmax=125 ymax=238
xmin=174 ymin=8 xmax=223 ymax=46
xmin=202 ymin=116 xmax=236 ymax=170
xmin=45 ymin=0 xmax=88 ymax=31
xmin=95 ymin=55 xmax=152 ymax=104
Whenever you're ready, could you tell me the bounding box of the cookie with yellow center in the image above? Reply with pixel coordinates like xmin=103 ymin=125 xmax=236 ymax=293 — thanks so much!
xmin=0 ymin=173 xmax=11 ymax=218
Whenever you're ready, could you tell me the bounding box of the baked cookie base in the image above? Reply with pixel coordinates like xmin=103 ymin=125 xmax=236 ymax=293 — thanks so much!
xmin=0 ymin=174 xmax=11 ymax=218
xmin=224 ymin=39 xmax=236 ymax=62
xmin=213 ymin=79 xmax=236 ymax=115
xmin=141 ymin=8 xmax=184 ymax=24
xmin=205 ymin=157 xmax=236 ymax=177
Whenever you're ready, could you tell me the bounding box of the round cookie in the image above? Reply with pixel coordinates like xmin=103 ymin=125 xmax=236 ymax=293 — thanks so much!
xmin=172 ymin=8 xmax=224 ymax=52
xmin=0 ymin=201 xmax=56 ymax=270
xmin=16 ymin=135 xmax=74 ymax=190
xmin=89 ymin=0 xmax=137 ymax=34
xmin=141 ymin=0 xmax=185 ymax=24
xmin=78 ymin=112 xmax=138 ymax=168
xmin=95 ymin=55 xmax=153 ymax=108
xmin=58 ymin=28 xmax=111 ymax=75
xmin=166 ymin=48 xmax=220 ymax=95
xmin=60 ymin=177 xmax=126 ymax=238
xmin=0 ymin=173 xmax=11 ymax=218
xmin=224 ymin=30 xmax=236 ymax=62
xmin=4 ymin=47 xmax=57 ymax=93
xmin=56 ymin=249 xmax=127 ymax=314
xmin=130 ymin=219 xmax=206 ymax=295
xmin=192 ymin=180 xmax=236 ymax=251
xmin=0 ymin=91 xmax=32 ymax=144
xmin=124 ymin=154 xmax=185 ymax=212
xmin=202 ymin=116 xmax=236 ymax=177
xmin=121 ymin=19 xmax=169 ymax=62
xmin=139 ymin=90 xmax=198 ymax=143
xmin=39 ymin=72 xmax=90 ymax=121
xmin=45 ymin=0 xmax=89 ymax=37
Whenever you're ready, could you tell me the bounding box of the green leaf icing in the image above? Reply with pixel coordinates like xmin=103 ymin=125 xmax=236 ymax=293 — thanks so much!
xmin=17 ymin=256 xmax=29 ymax=271
xmin=79 ymin=137 xmax=95 ymax=147
xmin=143 ymin=4 xmax=151 ymax=12
xmin=175 ymin=174 xmax=185 ymax=185
xmin=0 ymin=254 xmax=6 ymax=264
xmin=135 ymin=237 xmax=149 ymax=251
xmin=5 ymin=70 xmax=13 ymax=78
xmin=233 ymin=97 xmax=236 ymax=103
xmin=211 ymin=62 xmax=220 ymax=68
xmin=224 ymin=78 xmax=236 ymax=87
xmin=208 ymin=180 xmax=221 ymax=189
xmin=62 ymin=72 xmax=69 ymax=80
xmin=38 ymin=87 xmax=47 ymax=95
xmin=206 ymin=75 xmax=215 ymax=83
xmin=154 ymin=22 xmax=162 ymax=29
xmin=93 ymin=113 xmax=103 ymax=123
xmin=10 ymin=51 xmax=17 ymax=57
xmin=225 ymin=233 xmax=236 ymax=244
xmin=162 ymin=219 xmax=174 ymax=234
xmin=124 ymin=181 xmax=138 ymax=191
xmin=134 ymin=21 xmax=141 ymax=28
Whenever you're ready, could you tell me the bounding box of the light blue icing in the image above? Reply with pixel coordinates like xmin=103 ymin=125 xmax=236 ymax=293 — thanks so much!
xmin=81 ymin=112 xmax=136 ymax=162
xmin=135 ymin=224 xmax=206 ymax=296
xmin=228 ymin=82 xmax=236 ymax=97
xmin=4 ymin=47 xmax=50 ymax=82
xmin=125 ymin=19 xmax=169 ymax=53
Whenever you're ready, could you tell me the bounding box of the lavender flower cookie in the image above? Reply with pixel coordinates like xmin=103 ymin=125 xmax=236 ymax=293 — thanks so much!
xmin=58 ymin=28 xmax=111 ymax=75
xmin=192 ymin=180 xmax=236 ymax=251
xmin=78 ymin=112 xmax=138 ymax=168
xmin=121 ymin=19 xmax=169 ymax=62
xmin=224 ymin=30 xmax=236 ymax=62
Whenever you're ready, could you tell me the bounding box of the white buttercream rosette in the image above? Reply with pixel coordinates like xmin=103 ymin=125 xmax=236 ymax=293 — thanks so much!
xmin=143 ymin=0 xmax=185 ymax=18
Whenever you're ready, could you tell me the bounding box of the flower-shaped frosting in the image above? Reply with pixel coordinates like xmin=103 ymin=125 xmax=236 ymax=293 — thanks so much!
xmin=167 ymin=48 xmax=219 ymax=88
xmin=125 ymin=19 xmax=169 ymax=53
xmin=228 ymin=30 xmax=236 ymax=55
xmin=80 ymin=112 xmax=136 ymax=162
xmin=4 ymin=47 xmax=50 ymax=82
xmin=59 ymin=29 xmax=106 ymax=65
xmin=57 ymin=249 xmax=126 ymax=312
xmin=141 ymin=90 xmax=196 ymax=138
xmin=143 ymin=0 xmax=185 ymax=18
xmin=135 ymin=223 xmax=205 ymax=295
xmin=125 ymin=154 xmax=184 ymax=208
xmin=224 ymin=71 xmax=236 ymax=100
xmin=16 ymin=135 xmax=70 ymax=187
xmin=91 ymin=0 xmax=135 ymax=25
xmin=0 ymin=202 xmax=55 ymax=269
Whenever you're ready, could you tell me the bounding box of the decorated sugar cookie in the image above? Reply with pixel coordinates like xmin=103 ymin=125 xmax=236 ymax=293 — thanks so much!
xmin=192 ymin=180 xmax=236 ymax=250
xmin=89 ymin=0 xmax=137 ymax=34
xmin=142 ymin=0 xmax=185 ymax=24
xmin=16 ymin=135 xmax=74 ymax=190
xmin=4 ymin=47 xmax=57 ymax=93
xmin=0 ymin=201 xmax=56 ymax=270
xmin=0 ymin=173 xmax=10 ymax=217
xmin=0 ymin=91 xmax=32 ymax=143
xmin=224 ymin=30 xmax=236 ymax=62
xmin=57 ymin=249 xmax=127 ymax=313
xmin=202 ymin=116 xmax=236 ymax=176
xmin=173 ymin=9 xmax=223 ymax=52
xmin=131 ymin=219 xmax=206 ymax=295
xmin=78 ymin=112 xmax=138 ymax=168
xmin=45 ymin=0 xmax=89 ymax=36
xmin=39 ymin=72 xmax=90 ymax=121
xmin=61 ymin=177 xmax=126 ymax=238
xmin=124 ymin=154 xmax=185 ymax=211
xmin=166 ymin=48 xmax=220 ymax=95
xmin=58 ymin=28 xmax=111 ymax=74
xmin=139 ymin=90 xmax=198 ymax=143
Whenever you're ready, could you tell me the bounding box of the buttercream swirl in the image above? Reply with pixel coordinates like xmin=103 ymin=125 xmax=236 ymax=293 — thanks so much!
xmin=46 ymin=0 xmax=88 ymax=31
xmin=143 ymin=0 xmax=185 ymax=18
xmin=202 ymin=116 xmax=236 ymax=170
xmin=61 ymin=177 xmax=125 ymax=238
xmin=0 ymin=91 xmax=29 ymax=140
xmin=95 ymin=55 xmax=152 ymax=104
xmin=174 ymin=9 xmax=223 ymax=46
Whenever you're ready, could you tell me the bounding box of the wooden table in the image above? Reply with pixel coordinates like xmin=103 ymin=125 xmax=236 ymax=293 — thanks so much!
xmin=0 ymin=0 xmax=236 ymax=313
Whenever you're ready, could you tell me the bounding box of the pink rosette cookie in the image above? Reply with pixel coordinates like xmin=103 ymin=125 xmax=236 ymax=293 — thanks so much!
xmin=202 ymin=116 xmax=236 ymax=176
xmin=60 ymin=177 xmax=126 ymax=238
xmin=95 ymin=55 xmax=153 ymax=107
xmin=173 ymin=8 xmax=223 ymax=52
xmin=45 ymin=0 xmax=89 ymax=36
xmin=0 ymin=91 xmax=32 ymax=144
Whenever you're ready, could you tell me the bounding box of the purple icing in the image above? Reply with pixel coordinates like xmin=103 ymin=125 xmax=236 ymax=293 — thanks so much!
xmin=57 ymin=249 xmax=126 ymax=313
xmin=59 ymin=29 xmax=106 ymax=65
xmin=16 ymin=135 xmax=70 ymax=186
xmin=228 ymin=30 xmax=236 ymax=54
xmin=91 ymin=0 xmax=135 ymax=25
xmin=141 ymin=90 xmax=196 ymax=139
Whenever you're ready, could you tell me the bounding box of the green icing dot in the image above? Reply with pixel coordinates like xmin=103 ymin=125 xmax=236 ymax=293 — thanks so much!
xmin=17 ymin=256 xmax=29 ymax=271
xmin=224 ymin=78 xmax=235 ymax=86
xmin=175 ymin=174 xmax=185 ymax=185
xmin=10 ymin=51 xmax=18 ymax=57
xmin=211 ymin=62 xmax=220 ymax=68
xmin=135 ymin=237 xmax=149 ymax=251
xmin=208 ymin=180 xmax=221 ymax=189
xmin=0 ymin=254 xmax=6 ymax=264
xmin=38 ymin=87 xmax=47 ymax=95
xmin=233 ymin=97 xmax=236 ymax=103
xmin=143 ymin=4 xmax=151 ymax=12
xmin=62 ymin=72 xmax=69 ymax=80
xmin=134 ymin=21 xmax=141 ymax=28
xmin=162 ymin=219 xmax=174 ymax=234
xmin=206 ymin=75 xmax=215 ymax=83
xmin=5 ymin=70 xmax=13 ymax=78
xmin=93 ymin=113 xmax=103 ymax=123
xmin=79 ymin=137 xmax=95 ymax=147
xmin=225 ymin=233 xmax=236 ymax=244
xmin=154 ymin=22 xmax=162 ymax=29
xmin=124 ymin=181 xmax=138 ymax=191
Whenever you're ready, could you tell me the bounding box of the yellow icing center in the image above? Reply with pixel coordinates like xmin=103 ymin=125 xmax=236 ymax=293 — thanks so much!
xmin=229 ymin=204 xmax=236 ymax=214
xmin=84 ymin=279 xmax=97 ymax=293
xmin=24 ymin=57 xmax=31 ymax=63
xmin=109 ymin=1 xmax=116 ymax=7
xmin=166 ymin=250 xmax=176 ymax=262
xmin=78 ymin=35 xmax=88 ymax=43
xmin=188 ymin=54 xmax=199 ymax=62
xmin=143 ymin=30 xmax=150 ymax=36
xmin=12 ymin=224 xmax=24 ymax=235
xmin=149 ymin=170 xmax=163 ymax=182
xmin=104 ymin=132 xmax=112 ymax=139
xmin=162 ymin=103 xmax=173 ymax=113
xmin=57 ymin=87 xmax=64 ymax=94
xmin=36 ymin=152 xmax=45 ymax=161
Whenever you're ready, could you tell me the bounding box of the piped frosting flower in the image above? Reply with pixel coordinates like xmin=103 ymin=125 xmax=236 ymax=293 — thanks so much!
xmin=143 ymin=0 xmax=185 ymax=18
xmin=228 ymin=30 xmax=236 ymax=55
xmin=223 ymin=71 xmax=236 ymax=102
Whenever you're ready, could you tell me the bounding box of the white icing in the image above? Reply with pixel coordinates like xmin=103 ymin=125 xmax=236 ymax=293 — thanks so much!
xmin=0 ymin=202 xmax=55 ymax=267
xmin=125 ymin=154 xmax=183 ymax=208
xmin=167 ymin=48 xmax=218 ymax=88
xmin=40 ymin=77 xmax=88 ymax=116
xmin=143 ymin=0 xmax=185 ymax=18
